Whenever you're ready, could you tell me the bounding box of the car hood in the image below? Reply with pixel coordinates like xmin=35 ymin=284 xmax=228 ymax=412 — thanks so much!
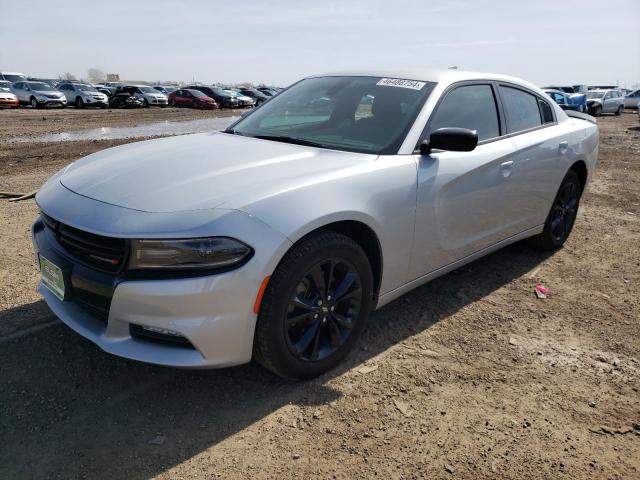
xmin=35 ymin=90 xmax=63 ymax=96
xmin=0 ymin=91 xmax=16 ymax=99
xmin=59 ymin=132 xmax=375 ymax=213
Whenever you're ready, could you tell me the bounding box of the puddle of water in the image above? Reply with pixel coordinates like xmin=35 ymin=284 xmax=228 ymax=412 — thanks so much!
xmin=10 ymin=117 xmax=239 ymax=143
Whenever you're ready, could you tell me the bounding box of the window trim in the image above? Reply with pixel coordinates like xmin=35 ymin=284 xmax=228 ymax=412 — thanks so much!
xmin=414 ymin=80 xmax=505 ymax=152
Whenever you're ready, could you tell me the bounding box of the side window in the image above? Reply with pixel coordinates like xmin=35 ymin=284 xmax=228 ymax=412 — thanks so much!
xmin=538 ymin=98 xmax=554 ymax=124
xmin=604 ymin=91 xmax=612 ymax=99
xmin=499 ymin=86 xmax=542 ymax=133
xmin=428 ymin=84 xmax=500 ymax=142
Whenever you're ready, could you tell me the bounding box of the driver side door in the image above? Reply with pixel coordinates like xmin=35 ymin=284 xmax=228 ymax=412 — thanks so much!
xmin=410 ymin=82 xmax=521 ymax=278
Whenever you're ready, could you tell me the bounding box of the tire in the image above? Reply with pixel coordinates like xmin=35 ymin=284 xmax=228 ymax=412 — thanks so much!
xmin=592 ymin=105 xmax=602 ymax=117
xmin=253 ymin=231 xmax=374 ymax=380
xmin=143 ymin=98 xmax=150 ymax=108
xmin=169 ymin=98 xmax=175 ymax=107
xmin=30 ymin=97 xmax=40 ymax=109
xmin=615 ymin=105 xmax=623 ymax=116
xmin=532 ymin=170 xmax=582 ymax=250
xmin=75 ymin=97 xmax=83 ymax=108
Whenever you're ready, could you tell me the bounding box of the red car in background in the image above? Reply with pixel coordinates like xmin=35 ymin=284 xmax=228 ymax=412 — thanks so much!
xmin=168 ymin=88 xmax=219 ymax=109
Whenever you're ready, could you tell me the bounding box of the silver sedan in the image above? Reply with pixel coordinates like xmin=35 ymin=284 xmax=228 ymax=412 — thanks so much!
xmin=33 ymin=69 xmax=599 ymax=379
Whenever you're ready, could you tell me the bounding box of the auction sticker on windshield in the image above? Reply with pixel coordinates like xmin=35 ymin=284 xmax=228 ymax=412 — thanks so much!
xmin=39 ymin=255 xmax=65 ymax=300
xmin=376 ymin=78 xmax=426 ymax=90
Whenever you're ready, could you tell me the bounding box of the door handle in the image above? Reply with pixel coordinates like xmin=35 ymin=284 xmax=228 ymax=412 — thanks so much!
xmin=499 ymin=160 xmax=514 ymax=177
xmin=559 ymin=141 xmax=569 ymax=155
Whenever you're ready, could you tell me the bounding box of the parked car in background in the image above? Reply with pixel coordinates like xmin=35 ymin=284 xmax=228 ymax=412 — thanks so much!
xmin=544 ymin=89 xmax=587 ymax=113
xmin=0 ymin=90 xmax=19 ymax=108
xmin=93 ymin=84 xmax=114 ymax=96
xmin=152 ymin=85 xmax=177 ymax=95
xmin=225 ymin=89 xmax=254 ymax=107
xmin=11 ymin=81 xmax=67 ymax=108
xmin=0 ymin=71 xmax=27 ymax=83
xmin=185 ymin=85 xmax=239 ymax=108
xmin=238 ymin=88 xmax=269 ymax=106
xmin=28 ymin=78 xmax=59 ymax=88
xmin=586 ymin=89 xmax=625 ymax=116
xmin=168 ymin=89 xmax=219 ymax=109
xmin=542 ymin=85 xmax=576 ymax=94
xmin=623 ymin=89 xmax=640 ymax=109
xmin=104 ymin=81 xmax=125 ymax=91
xmin=109 ymin=89 xmax=145 ymax=108
xmin=58 ymin=82 xmax=109 ymax=108
xmin=258 ymin=87 xmax=279 ymax=96
xmin=0 ymin=80 xmax=12 ymax=92
xmin=33 ymin=69 xmax=598 ymax=379
xmin=112 ymin=85 xmax=168 ymax=107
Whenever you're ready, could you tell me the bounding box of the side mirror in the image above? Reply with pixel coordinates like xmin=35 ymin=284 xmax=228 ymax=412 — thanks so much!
xmin=420 ymin=127 xmax=478 ymax=155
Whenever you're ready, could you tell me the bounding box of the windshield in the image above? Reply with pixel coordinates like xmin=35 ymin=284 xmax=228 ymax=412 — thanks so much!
xmin=77 ymin=84 xmax=97 ymax=92
xmin=138 ymin=86 xmax=158 ymax=93
xmin=586 ymin=91 xmax=605 ymax=99
xmin=0 ymin=81 xmax=10 ymax=89
xmin=188 ymin=89 xmax=207 ymax=98
xmin=28 ymin=82 xmax=55 ymax=91
xmin=228 ymin=76 xmax=435 ymax=154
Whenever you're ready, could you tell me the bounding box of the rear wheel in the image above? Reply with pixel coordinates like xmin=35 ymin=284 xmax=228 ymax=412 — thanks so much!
xmin=532 ymin=170 xmax=582 ymax=250
xmin=254 ymin=231 xmax=373 ymax=379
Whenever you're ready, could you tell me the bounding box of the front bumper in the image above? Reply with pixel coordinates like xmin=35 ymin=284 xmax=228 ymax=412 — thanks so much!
xmin=32 ymin=182 xmax=292 ymax=368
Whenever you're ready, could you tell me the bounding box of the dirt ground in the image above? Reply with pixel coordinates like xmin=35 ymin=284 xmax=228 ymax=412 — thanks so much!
xmin=0 ymin=108 xmax=639 ymax=480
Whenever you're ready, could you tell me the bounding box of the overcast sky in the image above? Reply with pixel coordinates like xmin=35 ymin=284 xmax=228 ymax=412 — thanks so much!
xmin=1 ymin=0 xmax=638 ymax=88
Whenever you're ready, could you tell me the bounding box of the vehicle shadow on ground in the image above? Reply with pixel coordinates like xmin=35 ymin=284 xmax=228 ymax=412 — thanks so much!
xmin=0 ymin=241 xmax=552 ymax=479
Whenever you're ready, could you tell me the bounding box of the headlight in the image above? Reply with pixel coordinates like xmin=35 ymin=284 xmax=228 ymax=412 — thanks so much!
xmin=128 ymin=237 xmax=252 ymax=270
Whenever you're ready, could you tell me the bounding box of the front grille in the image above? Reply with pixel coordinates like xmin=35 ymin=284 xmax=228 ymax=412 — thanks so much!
xmin=43 ymin=214 xmax=127 ymax=273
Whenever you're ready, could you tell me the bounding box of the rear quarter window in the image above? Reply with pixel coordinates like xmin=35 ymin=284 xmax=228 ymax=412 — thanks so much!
xmin=499 ymin=86 xmax=542 ymax=133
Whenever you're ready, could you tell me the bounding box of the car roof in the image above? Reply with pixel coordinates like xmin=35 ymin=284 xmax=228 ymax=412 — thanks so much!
xmin=312 ymin=68 xmax=541 ymax=90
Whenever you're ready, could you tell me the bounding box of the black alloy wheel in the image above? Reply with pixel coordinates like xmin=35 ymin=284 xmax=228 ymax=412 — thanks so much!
xmin=533 ymin=169 xmax=582 ymax=250
xmin=284 ymin=258 xmax=362 ymax=362
xmin=253 ymin=231 xmax=373 ymax=379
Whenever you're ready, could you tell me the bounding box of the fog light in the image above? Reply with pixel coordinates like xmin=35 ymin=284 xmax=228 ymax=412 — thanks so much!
xmin=141 ymin=325 xmax=181 ymax=336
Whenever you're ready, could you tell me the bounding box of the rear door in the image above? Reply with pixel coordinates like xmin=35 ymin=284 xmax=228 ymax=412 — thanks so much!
xmin=498 ymin=84 xmax=569 ymax=228
xmin=410 ymin=82 xmax=520 ymax=278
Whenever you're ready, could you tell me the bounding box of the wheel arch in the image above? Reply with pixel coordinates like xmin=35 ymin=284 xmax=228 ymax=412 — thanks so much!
xmin=279 ymin=219 xmax=384 ymax=301
xmin=569 ymin=159 xmax=588 ymax=191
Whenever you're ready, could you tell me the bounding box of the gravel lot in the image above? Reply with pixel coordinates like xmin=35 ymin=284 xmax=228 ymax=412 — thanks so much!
xmin=0 ymin=108 xmax=639 ymax=480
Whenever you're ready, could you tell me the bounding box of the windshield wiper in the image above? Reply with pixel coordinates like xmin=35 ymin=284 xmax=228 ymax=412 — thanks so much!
xmin=250 ymin=134 xmax=326 ymax=148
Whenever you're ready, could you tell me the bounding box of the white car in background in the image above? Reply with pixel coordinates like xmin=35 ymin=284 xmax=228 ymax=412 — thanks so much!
xmin=0 ymin=71 xmax=27 ymax=83
xmin=57 ymin=82 xmax=109 ymax=108
xmin=11 ymin=81 xmax=67 ymax=108
xmin=225 ymin=89 xmax=254 ymax=107
xmin=32 ymin=69 xmax=599 ymax=379
xmin=0 ymin=80 xmax=12 ymax=92
xmin=131 ymin=85 xmax=168 ymax=107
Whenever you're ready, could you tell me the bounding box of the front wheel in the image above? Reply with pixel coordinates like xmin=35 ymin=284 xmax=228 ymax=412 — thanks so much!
xmin=592 ymin=105 xmax=602 ymax=117
xmin=30 ymin=97 xmax=40 ymax=109
xmin=75 ymin=96 xmax=84 ymax=108
xmin=532 ymin=170 xmax=582 ymax=250
xmin=615 ymin=105 xmax=623 ymax=116
xmin=253 ymin=231 xmax=373 ymax=379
